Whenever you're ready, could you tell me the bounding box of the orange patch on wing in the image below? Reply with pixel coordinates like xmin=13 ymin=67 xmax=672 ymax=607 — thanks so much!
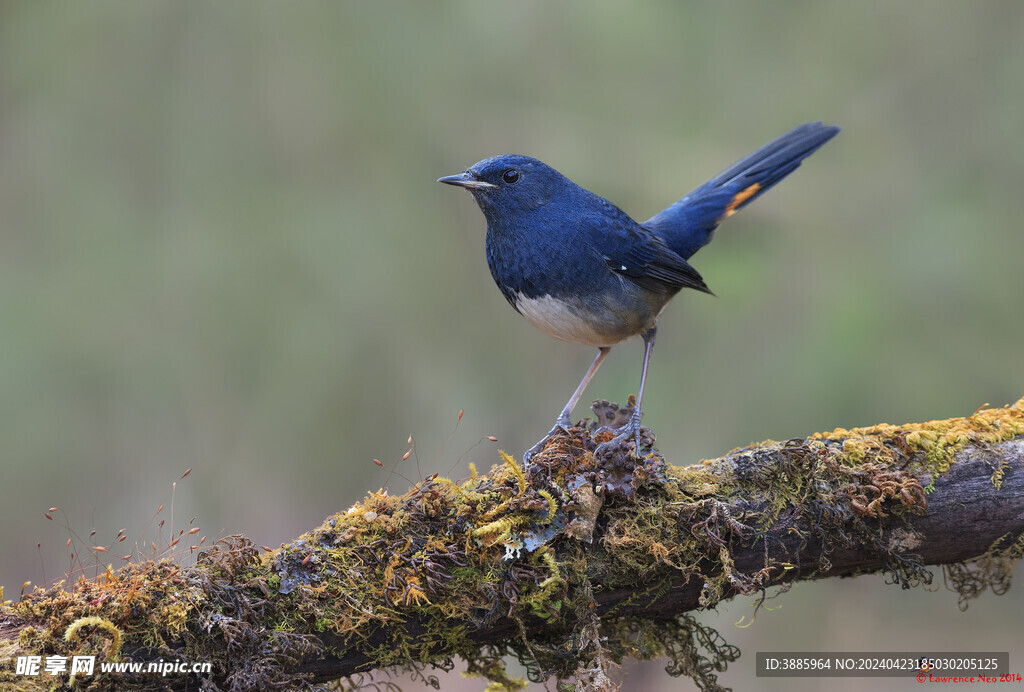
xmin=723 ymin=182 xmax=762 ymax=219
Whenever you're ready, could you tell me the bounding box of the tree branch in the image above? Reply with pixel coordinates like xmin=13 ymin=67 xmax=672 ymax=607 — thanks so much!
xmin=2 ymin=399 xmax=1023 ymax=691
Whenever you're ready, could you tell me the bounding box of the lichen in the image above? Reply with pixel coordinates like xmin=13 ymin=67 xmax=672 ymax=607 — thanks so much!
xmin=1 ymin=399 xmax=1021 ymax=691
xmin=810 ymin=397 xmax=1024 ymax=481
xmin=944 ymin=531 xmax=1024 ymax=611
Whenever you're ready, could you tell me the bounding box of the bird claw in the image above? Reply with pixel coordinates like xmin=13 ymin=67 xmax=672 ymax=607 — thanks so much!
xmin=523 ymin=414 xmax=573 ymax=464
xmin=594 ymin=411 xmax=643 ymax=458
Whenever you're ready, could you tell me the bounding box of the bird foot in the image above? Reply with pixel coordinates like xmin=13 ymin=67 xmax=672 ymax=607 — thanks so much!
xmin=523 ymin=413 xmax=573 ymax=464
xmin=594 ymin=409 xmax=643 ymax=458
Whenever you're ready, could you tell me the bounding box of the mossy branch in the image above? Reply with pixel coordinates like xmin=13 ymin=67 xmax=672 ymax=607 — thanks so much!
xmin=2 ymin=399 xmax=1023 ymax=691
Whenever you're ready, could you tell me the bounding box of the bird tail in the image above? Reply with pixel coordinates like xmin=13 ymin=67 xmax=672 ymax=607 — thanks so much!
xmin=644 ymin=122 xmax=840 ymax=260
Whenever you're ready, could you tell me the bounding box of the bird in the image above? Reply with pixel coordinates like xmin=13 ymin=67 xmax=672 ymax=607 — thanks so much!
xmin=439 ymin=122 xmax=839 ymax=462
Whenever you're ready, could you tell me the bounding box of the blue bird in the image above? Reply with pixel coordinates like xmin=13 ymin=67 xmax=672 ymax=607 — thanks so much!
xmin=439 ymin=122 xmax=839 ymax=461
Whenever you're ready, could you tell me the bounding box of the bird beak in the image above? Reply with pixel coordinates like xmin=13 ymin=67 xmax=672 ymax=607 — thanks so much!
xmin=437 ymin=172 xmax=497 ymax=191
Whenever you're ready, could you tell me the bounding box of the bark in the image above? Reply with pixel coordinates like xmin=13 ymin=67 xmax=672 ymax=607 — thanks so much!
xmin=1 ymin=401 xmax=1022 ymax=691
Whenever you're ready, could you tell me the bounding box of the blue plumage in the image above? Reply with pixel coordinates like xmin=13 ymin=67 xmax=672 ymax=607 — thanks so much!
xmin=439 ymin=122 xmax=839 ymax=460
xmin=645 ymin=122 xmax=840 ymax=259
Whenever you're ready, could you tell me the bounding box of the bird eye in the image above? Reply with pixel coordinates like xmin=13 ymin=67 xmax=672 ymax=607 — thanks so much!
xmin=502 ymin=169 xmax=520 ymax=184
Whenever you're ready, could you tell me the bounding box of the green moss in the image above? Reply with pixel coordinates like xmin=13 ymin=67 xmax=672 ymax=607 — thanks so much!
xmin=810 ymin=397 xmax=1024 ymax=479
xmin=1 ymin=399 xmax=1021 ymax=691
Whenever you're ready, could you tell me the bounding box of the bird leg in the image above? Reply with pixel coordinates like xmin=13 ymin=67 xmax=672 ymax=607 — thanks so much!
xmin=524 ymin=346 xmax=610 ymax=463
xmin=595 ymin=327 xmax=656 ymax=457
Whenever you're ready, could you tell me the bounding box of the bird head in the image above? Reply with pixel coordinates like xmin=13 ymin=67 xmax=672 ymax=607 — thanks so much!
xmin=438 ymin=155 xmax=569 ymax=218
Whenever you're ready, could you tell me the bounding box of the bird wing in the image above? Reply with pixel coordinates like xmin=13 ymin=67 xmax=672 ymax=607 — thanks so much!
xmin=586 ymin=207 xmax=711 ymax=295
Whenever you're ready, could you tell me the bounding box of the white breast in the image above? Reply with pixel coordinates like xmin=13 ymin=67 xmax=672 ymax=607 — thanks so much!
xmin=513 ymin=293 xmax=624 ymax=347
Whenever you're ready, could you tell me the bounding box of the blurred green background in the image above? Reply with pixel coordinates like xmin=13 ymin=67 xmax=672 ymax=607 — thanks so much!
xmin=2 ymin=2 xmax=1022 ymax=690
